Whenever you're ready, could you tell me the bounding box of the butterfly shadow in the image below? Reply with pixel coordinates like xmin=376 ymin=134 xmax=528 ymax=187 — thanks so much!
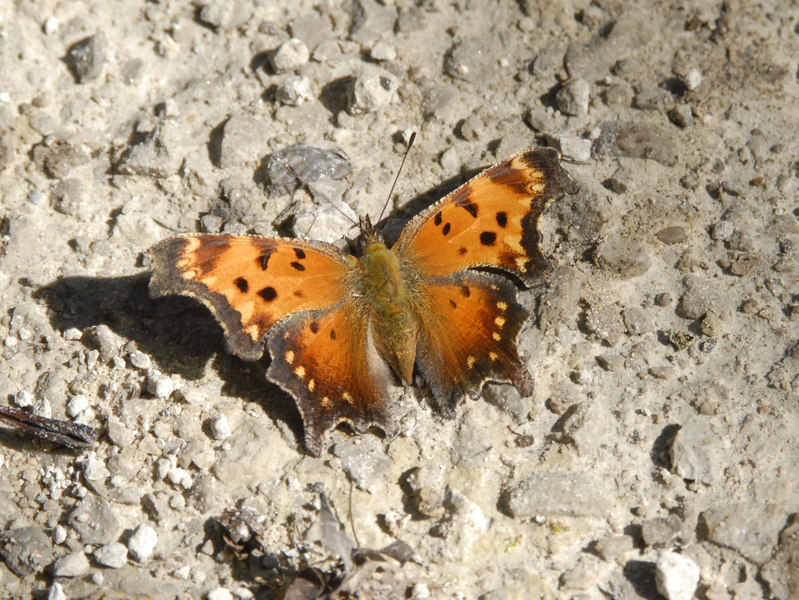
xmin=35 ymin=274 xmax=307 ymax=443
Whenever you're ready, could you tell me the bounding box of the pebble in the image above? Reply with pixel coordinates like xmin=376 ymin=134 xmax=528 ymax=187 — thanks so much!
xmin=218 ymin=114 xmax=271 ymax=168
xmin=0 ymin=525 xmax=54 ymax=576
xmin=670 ymin=417 xmax=720 ymax=484
xmin=128 ymin=349 xmax=151 ymax=370
xmin=622 ymin=307 xmax=654 ymax=335
xmin=48 ymin=582 xmax=67 ymax=600
xmin=93 ymin=542 xmax=128 ymax=568
xmin=208 ymin=589 xmax=235 ymax=600
xmin=507 ymin=472 xmax=612 ymax=519
xmin=65 ymin=32 xmax=107 ymax=83
xmin=346 ymin=66 xmax=398 ymax=115
xmin=594 ymin=235 xmax=652 ymax=279
xmin=167 ymin=467 xmax=193 ymax=489
xmin=63 ymin=327 xmax=83 ymax=341
xmin=684 ymin=68 xmax=702 ymax=91
xmin=263 ymin=143 xmax=352 ymax=196
xmin=128 ymin=524 xmax=158 ymax=561
xmin=52 ymin=525 xmax=67 ymax=545
xmin=642 ymin=514 xmax=682 ymax=547
xmin=147 ymin=373 xmax=175 ymax=399
xmin=83 ymin=458 xmax=111 ymax=481
xmin=67 ymin=394 xmax=89 ymax=418
xmin=269 ymin=38 xmax=309 ymax=72
xmin=656 ymin=226 xmax=687 ymax=245
xmin=655 ymin=552 xmax=700 ymax=600
xmin=701 ymin=503 xmax=788 ymax=565
xmin=370 ymin=41 xmax=396 ymax=61
xmin=333 ymin=437 xmax=393 ymax=494
xmin=53 ymin=551 xmax=90 ymax=577
xmin=547 ymin=133 xmax=592 ymax=162
xmin=211 ymin=414 xmax=232 ymax=440
xmin=275 ymin=75 xmax=312 ymax=106
xmin=68 ymin=496 xmax=120 ymax=545
xmin=445 ymin=38 xmax=494 ymax=85
xmin=556 ymin=79 xmax=590 ymax=116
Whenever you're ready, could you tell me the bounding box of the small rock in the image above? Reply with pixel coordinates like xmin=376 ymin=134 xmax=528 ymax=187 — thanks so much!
xmin=622 ymin=307 xmax=654 ymax=335
xmin=275 ymin=75 xmax=312 ymax=106
xmin=269 ymin=38 xmax=309 ymax=72
xmin=642 ymin=514 xmax=682 ymax=547
xmin=83 ymin=458 xmax=111 ymax=481
xmin=347 ymin=66 xmax=398 ymax=115
xmin=208 ymin=589 xmax=235 ymax=600
xmin=65 ymin=33 xmax=107 ymax=83
xmin=445 ymin=37 xmax=494 ymax=85
xmin=48 ymin=582 xmax=67 ymax=600
xmin=654 ymin=292 xmax=673 ymax=307
xmin=167 ymin=467 xmax=193 ymax=489
xmin=701 ymin=503 xmax=788 ymax=565
xmin=656 ymin=226 xmax=687 ymax=244
xmin=116 ymin=120 xmax=192 ymax=178
xmin=596 ymin=354 xmax=624 ymax=371
xmin=52 ymin=525 xmax=67 ymax=545
xmin=370 ymin=41 xmax=396 ymax=61
xmin=94 ymin=542 xmax=128 ymax=568
xmin=211 ymin=414 xmax=232 ymax=440
xmin=217 ymin=115 xmax=271 ymax=168
xmin=84 ymin=324 xmax=122 ymax=363
xmin=67 ymin=394 xmax=89 ymax=418
xmin=683 ymin=68 xmax=702 ymax=91
xmin=68 ymin=496 xmax=120 ymax=545
xmin=53 ymin=551 xmax=90 ymax=577
xmin=507 ymin=472 xmax=612 ymax=519
xmin=0 ymin=525 xmax=54 ymax=576
xmin=656 ymin=552 xmax=700 ymax=600
xmin=333 ymin=437 xmax=393 ymax=494
xmin=547 ymin=133 xmax=592 ymax=162
xmin=584 ymin=303 xmax=626 ymax=346
xmin=730 ymin=254 xmax=759 ymax=276
xmin=128 ymin=350 xmax=151 ymax=369
xmin=556 ymin=79 xmax=590 ymax=116
xmin=147 ymin=373 xmax=175 ymax=399
xmin=711 ymin=221 xmax=734 ymax=241
xmin=670 ymin=417 xmax=720 ymax=484
xmin=263 ymin=143 xmax=352 ymax=196
xmin=128 ymin=524 xmax=158 ymax=561
xmin=668 ymin=105 xmax=694 ymax=128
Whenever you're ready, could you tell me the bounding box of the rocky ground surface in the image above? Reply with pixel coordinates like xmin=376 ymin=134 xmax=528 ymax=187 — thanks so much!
xmin=1 ymin=0 xmax=799 ymax=599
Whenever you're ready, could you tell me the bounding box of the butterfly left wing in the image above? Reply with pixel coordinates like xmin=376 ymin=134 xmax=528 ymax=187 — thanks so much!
xmin=148 ymin=234 xmax=355 ymax=361
xmin=394 ymin=147 xmax=577 ymax=286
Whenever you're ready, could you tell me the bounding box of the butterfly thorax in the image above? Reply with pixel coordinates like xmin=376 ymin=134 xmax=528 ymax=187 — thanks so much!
xmin=358 ymin=235 xmax=418 ymax=385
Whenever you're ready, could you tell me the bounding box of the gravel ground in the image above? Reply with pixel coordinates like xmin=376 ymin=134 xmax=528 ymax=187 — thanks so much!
xmin=1 ymin=1 xmax=799 ymax=599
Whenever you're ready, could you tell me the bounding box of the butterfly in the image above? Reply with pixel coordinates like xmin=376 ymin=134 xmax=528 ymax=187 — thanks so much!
xmin=148 ymin=147 xmax=577 ymax=456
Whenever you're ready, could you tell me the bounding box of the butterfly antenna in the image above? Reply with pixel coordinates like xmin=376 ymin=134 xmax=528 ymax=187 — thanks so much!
xmin=376 ymin=131 xmax=416 ymax=227
xmin=284 ymin=163 xmax=357 ymax=226
xmin=348 ymin=480 xmax=361 ymax=549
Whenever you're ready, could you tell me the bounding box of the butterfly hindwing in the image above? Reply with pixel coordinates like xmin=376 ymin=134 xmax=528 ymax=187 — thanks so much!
xmin=148 ymin=234 xmax=354 ymax=361
xmin=266 ymin=299 xmax=396 ymax=457
xmin=394 ymin=147 xmax=577 ymax=286
xmin=412 ymin=271 xmax=534 ymax=416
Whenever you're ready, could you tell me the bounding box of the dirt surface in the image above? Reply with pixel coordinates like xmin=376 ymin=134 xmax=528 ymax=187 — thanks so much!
xmin=1 ymin=0 xmax=799 ymax=599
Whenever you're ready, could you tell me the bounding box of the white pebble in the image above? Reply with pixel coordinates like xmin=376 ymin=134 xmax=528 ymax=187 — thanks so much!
xmin=52 ymin=525 xmax=67 ymax=544
xmin=14 ymin=390 xmax=33 ymax=408
xmin=167 ymin=467 xmax=193 ymax=489
xmin=67 ymin=394 xmax=89 ymax=418
xmin=173 ymin=565 xmax=191 ymax=580
xmin=83 ymin=458 xmax=110 ymax=481
xmin=684 ymin=68 xmax=702 ymax=91
xmin=128 ymin=524 xmax=158 ymax=561
xmin=211 ymin=414 xmax=231 ymax=440
xmin=208 ymin=589 xmax=235 ymax=600
xmin=53 ymin=551 xmax=90 ymax=577
xmin=63 ymin=327 xmax=83 ymax=340
xmin=94 ymin=542 xmax=128 ymax=568
xmin=156 ymin=458 xmax=171 ymax=480
xmin=43 ymin=16 xmax=59 ymax=35
xmin=656 ymin=552 xmax=700 ymax=600
xmin=48 ymin=582 xmax=67 ymax=600
xmin=275 ymin=75 xmax=312 ymax=106
xmin=370 ymin=41 xmax=396 ymax=61
xmin=147 ymin=373 xmax=175 ymax=399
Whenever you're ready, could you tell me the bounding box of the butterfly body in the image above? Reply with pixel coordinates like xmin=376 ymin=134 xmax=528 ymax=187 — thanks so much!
xmin=148 ymin=147 xmax=577 ymax=455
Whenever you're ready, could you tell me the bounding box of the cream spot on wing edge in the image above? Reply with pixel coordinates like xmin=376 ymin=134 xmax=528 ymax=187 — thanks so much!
xmin=467 ymin=356 xmax=476 ymax=369
xmin=294 ymin=365 xmax=306 ymax=379
xmin=492 ymin=332 xmax=501 ymax=341
xmin=308 ymin=379 xmax=315 ymax=392
xmin=495 ymin=316 xmax=506 ymax=328
xmin=322 ymin=396 xmax=331 ymax=407
xmin=497 ymin=301 xmax=508 ymax=311
xmin=343 ymin=392 xmax=354 ymax=405
xmin=285 ymin=351 xmax=295 ymax=364
xmin=505 ymin=234 xmax=524 ymax=253
xmin=489 ymin=352 xmax=498 ymax=361
xmin=515 ymin=257 xmax=528 ymax=272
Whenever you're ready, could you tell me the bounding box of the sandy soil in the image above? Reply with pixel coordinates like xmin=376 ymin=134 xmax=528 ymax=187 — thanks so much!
xmin=1 ymin=0 xmax=798 ymax=599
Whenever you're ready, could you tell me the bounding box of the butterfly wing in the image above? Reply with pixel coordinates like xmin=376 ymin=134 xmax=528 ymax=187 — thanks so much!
xmin=266 ymin=299 xmax=396 ymax=457
xmin=394 ymin=148 xmax=575 ymax=409
xmin=394 ymin=147 xmax=577 ymax=286
xmin=149 ymin=234 xmax=395 ymax=456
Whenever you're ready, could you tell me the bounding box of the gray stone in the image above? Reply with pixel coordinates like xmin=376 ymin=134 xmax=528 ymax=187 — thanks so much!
xmin=68 ymin=496 xmax=120 ymax=545
xmin=445 ymin=38 xmax=495 ymax=86
xmin=51 ymin=178 xmax=85 ymax=216
xmin=507 ymin=472 xmax=612 ymax=519
xmin=48 ymin=582 xmax=67 ymax=600
xmin=594 ymin=121 xmax=679 ymax=166
xmin=701 ymin=503 xmax=788 ymax=565
xmin=584 ymin=302 xmax=626 ymax=346
xmin=52 ymin=551 xmax=90 ymax=577
xmin=655 ymin=552 xmax=700 ymax=600
xmin=84 ymin=324 xmax=123 ymax=363
xmin=668 ymin=105 xmax=695 ymax=128
xmin=680 ymin=275 xmax=729 ymax=320
xmin=263 ymin=143 xmax=352 ymax=196
xmin=128 ymin=524 xmax=158 ymax=562
xmin=670 ymin=417 xmax=720 ymax=484
xmin=556 ymin=79 xmax=590 ymax=116
xmin=117 ymin=120 xmax=193 ymax=178
xmin=547 ymin=133 xmax=592 ymax=162
xmin=276 ymin=75 xmax=313 ymax=106
xmin=642 ymin=514 xmax=682 ymax=547
xmin=333 ymin=437 xmax=392 ymax=494
xmin=656 ymin=226 xmax=687 ymax=245
xmin=217 ymin=115 xmax=272 ymax=168
xmin=93 ymin=542 xmax=128 ymax=568
xmin=350 ymin=0 xmax=397 ymax=45
xmin=594 ymin=235 xmax=652 ymax=279
xmin=65 ymin=32 xmax=107 ymax=83
xmin=213 ymin=419 xmax=292 ymax=486
xmin=32 ymin=137 xmax=89 ymax=178
xmin=0 ymin=526 xmax=54 ymax=576
xmin=347 ymin=66 xmax=398 ymax=115
xmin=761 ymin=519 xmax=799 ymax=600
xmin=623 ymin=307 xmax=654 ymax=335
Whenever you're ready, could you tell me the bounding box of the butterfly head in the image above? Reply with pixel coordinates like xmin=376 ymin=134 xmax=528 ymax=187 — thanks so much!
xmin=357 ymin=214 xmax=385 ymax=254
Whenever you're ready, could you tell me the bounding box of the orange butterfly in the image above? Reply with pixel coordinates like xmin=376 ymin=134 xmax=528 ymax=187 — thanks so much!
xmin=148 ymin=147 xmax=576 ymax=456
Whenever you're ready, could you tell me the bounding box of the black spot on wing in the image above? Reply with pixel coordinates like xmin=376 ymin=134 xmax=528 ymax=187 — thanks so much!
xmin=480 ymin=231 xmax=497 ymax=246
xmin=293 ymin=290 xmax=304 ymax=298
xmin=449 ymin=299 xmax=457 ymax=309
xmin=290 ymin=261 xmax=306 ymax=271
xmin=259 ymin=286 xmax=277 ymax=302
xmin=457 ymin=247 xmax=467 ymax=256
xmin=442 ymin=223 xmax=451 ymax=236
xmin=234 ymin=277 xmax=249 ymax=293
xmin=496 ymin=211 xmax=508 ymax=228
xmin=309 ymin=321 xmax=319 ymax=334
xmin=258 ymin=247 xmax=275 ymax=270
xmin=330 ymin=329 xmax=336 ymax=340
xmin=294 ymin=248 xmax=306 ymax=259
xmin=434 ymin=212 xmax=443 ymax=226
xmin=460 ymin=286 xmax=471 ymax=298
xmin=456 ymin=197 xmax=479 ymax=218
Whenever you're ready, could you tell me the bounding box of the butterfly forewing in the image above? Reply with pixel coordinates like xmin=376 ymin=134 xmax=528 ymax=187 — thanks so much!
xmin=394 ymin=148 xmax=577 ymax=286
xmin=149 ymin=234 xmax=354 ymax=361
